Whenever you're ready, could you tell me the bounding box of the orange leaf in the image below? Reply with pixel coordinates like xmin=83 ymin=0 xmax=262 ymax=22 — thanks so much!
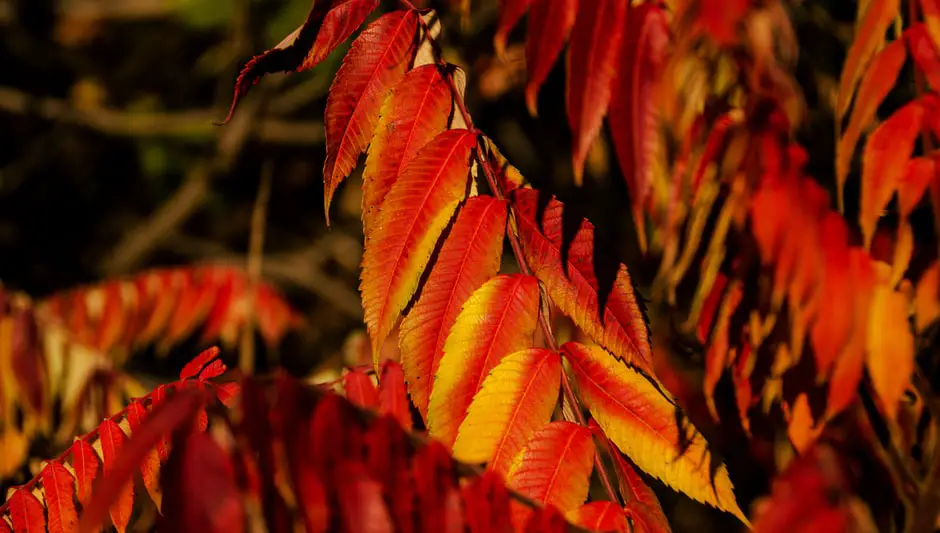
xmin=921 ymin=0 xmax=940 ymax=57
xmin=506 ymin=421 xmax=595 ymax=527
xmin=494 ymin=0 xmax=534 ymax=57
xmin=511 ymin=188 xmax=653 ymax=375
xmin=836 ymin=37 xmax=907 ymax=205
xmin=70 ymin=438 xmax=100 ymax=506
xmin=323 ymin=10 xmax=419 ymax=221
xmin=7 ymin=489 xmax=45 ymax=532
xmin=222 ymin=0 xmax=379 ymax=122
xmin=906 ymin=23 xmax=940 ymax=90
xmin=452 ymin=348 xmax=562 ymax=477
xmin=837 ymin=0 xmax=901 ymax=119
xmin=524 ymin=0 xmax=577 ymax=116
xmin=361 ymin=129 xmax=478 ymax=367
xmin=378 ymin=361 xmax=413 ymax=431
xmin=898 ymin=157 xmax=936 ymax=216
xmin=344 ymin=368 xmax=380 ymax=409
xmin=860 ymin=98 xmax=926 ymax=248
xmin=562 ymin=342 xmax=747 ymax=524
xmin=866 ymin=272 xmax=914 ymax=422
xmin=41 ymin=462 xmax=79 ymax=533
xmin=609 ymin=2 xmax=669 ymax=235
xmin=427 ymin=274 xmax=540 ymax=448
xmin=98 ymin=419 xmax=134 ymax=533
xmin=566 ymin=502 xmax=629 ymax=533
xmin=399 ymin=195 xmax=507 ymax=419
xmin=915 ymin=261 xmax=940 ymax=332
xmin=361 ymin=64 xmax=454 ymax=235
xmin=565 ymin=0 xmax=627 ymax=184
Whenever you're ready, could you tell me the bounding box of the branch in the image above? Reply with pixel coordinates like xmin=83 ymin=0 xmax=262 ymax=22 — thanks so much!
xmin=239 ymin=161 xmax=273 ymax=374
xmin=0 ymin=85 xmax=323 ymax=145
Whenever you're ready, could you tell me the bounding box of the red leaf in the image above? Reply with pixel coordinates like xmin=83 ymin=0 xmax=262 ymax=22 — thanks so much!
xmin=336 ymin=460 xmax=394 ymax=533
xmin=161 ymin=426 xmax=246 ymax=533
xmin=222 ymin=0 xmax=380 ymax=123
xmin=323 ymin=10 xmax=420 ymax=222
xmin=361 ymin=64 xmax=453 ymax=235
xmin=70 ymin=438 xmax=101 ymax=506
xmin=344 ymin=368 xmax=380 ymax=409
xmin=461 ymin=471 xmax=514 ymax=533
xmin=0 ymin=518 xmax=9 ymax=533
xmin=566 ymin=0 xmax=627 ymax=184
xmin=198 ymin=359 xmax=227 ymax=381
xmin=412 ymin=443 xmax=464 ymax=533
xmin=567 ymin=502 xmax=629 ymax=533
xmin=361 ymin=129 xmax=478 ymax=364
xmin=11 ymin=310 xmax=44 ymax=416
xmin=906 ymin=23 xmax=940 ymax=91
xmin=510 ymin=188 xmax=653 ymax=375
xmin=41 ymin=462 xmax=79 ymax=533
xmin=126 ymin=401 xmax=163 ymax=505
xmin=524 ymin=0 xmax=577 ymax=116
xmin=180 ymin=346 xmax=222 ymax=380
xmin=494 ymin=0 xmax=534 ymax=57
xmin=7 ymin=489 xmax=45 ymax=533
xmin=399 ymin=195 xmax=507 ymax=419
xmin=378 ymin=361 xmax=413 ymax=430
xmin=96 ymin=421 xmax=133 ymax=533
xmin=609 ymin=2 xmax=669 ymax=235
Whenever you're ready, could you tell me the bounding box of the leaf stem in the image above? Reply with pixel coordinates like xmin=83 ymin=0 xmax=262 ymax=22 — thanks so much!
xmin=420 ymin=15 xmax=621 ymax=505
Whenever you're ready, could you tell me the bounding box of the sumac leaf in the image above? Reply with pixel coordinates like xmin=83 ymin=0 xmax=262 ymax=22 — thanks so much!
xmin=40 ymin=462 xmax=79 ymax=533
xmin=566 ymin=502 xmax=629 ymax=533
xmin=525 ymin=0 xmax=578 ymax=116
xmin=7 ymin=490 xmax=45 ymax=533
xmin=837 ymin=0 xmax=901 ymax=119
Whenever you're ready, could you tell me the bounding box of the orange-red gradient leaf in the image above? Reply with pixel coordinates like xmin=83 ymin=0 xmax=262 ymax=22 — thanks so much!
xmin=99 ymin=419 xmax=134 ymax=533
xmin=837 ymin=37 xmax=906 ymax=207
xmin=566 ymin=502 xmax=629 ymax=533
xmin=126 ymin=401 xmax=163 ymax=506
xmin=361 ymin=129 xmax=478 ymax=367
xmin=223 ymin=0 xmax=380 ymax=122
xmin=7 ymin=490 xmax=45 ymax=533
xmin=399 ymin=196 xmax=508 ymax=419
xmin=867 ymin=277 xmax=915 ymax=422
xmin=610 ymin=448 xmax=670 ymax=533
xmin=71 ymin=438 xmax=101 ymax=506
xmin=860 ymin=98 xmax=925 ymax=248
xmin=361 ymin=64 xmax=453 ymax=235
xmin=427 ymin=274 xmax=540 ymax=448
xmin=506 ymin=421 xmax=595 ymax=523
xmin=41 ymin=462 xmax=79 ymax=533
xmin=837 ymin=0 xmax=901 ymax=119
xmin=511 ymin=188 xmax=653 ymax=375
xmin=323 ymin=10 xmax=419 ymax=221
xmin=609 ymin=2 xmax=669 ymax=236
xmin=452 ymin=348 xmax=562 ymax=476
xmin=562 ymin=342 xmax=747 ymax=524
xmin=494 ymin=0 xmax=534 ymax=57
xmin=378 ymin=361 xmax=413 ymax=430
xmin=525 ymin=0 xmax=577 ymax=116
xmin=566 ymin=0 xmax=627 ymax=184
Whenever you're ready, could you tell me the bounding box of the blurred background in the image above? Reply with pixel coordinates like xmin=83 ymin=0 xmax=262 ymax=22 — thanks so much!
xmin=0 ymin=0 xmax=897 ymax=530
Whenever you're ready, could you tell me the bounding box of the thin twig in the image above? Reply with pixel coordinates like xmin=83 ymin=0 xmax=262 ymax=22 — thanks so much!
xmin=239 ymin=161 xmax=273 ymax=375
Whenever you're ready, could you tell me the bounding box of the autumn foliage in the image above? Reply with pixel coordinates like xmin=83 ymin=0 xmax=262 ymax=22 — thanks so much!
xmin=4 ymin=0 xmax=940 ymax=531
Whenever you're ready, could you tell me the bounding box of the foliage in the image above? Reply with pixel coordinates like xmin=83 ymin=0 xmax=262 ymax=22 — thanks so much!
xmin=3 ymin=0 xmax=940 ymax=532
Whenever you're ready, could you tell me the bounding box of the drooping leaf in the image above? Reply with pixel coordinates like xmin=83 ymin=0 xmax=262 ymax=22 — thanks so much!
xmin=40 ymin=462 xmax=78 ymax=533
xmin=344 ymin=367 xmax=380 ymax=409
xmin=524 ymin=0 xmax=578 ymax=116
xmin=222 ymin=0 xmax=380 ymax=123
xmin=609 ymin=2 xmax=669 ymax=243
xmin=427 ymin=274 xmax=540 ymax=448
xmin=399 ymin=196 xmax=507 ymax=419
xmin=866 ymin=269 xmax=915 ymax=422
xmin=612 ymin=454 xmax=672 ymax=533
xmin=494 ymin=0 xmax=535 ymax=57
xmin=566 ymin=502 xmax=629 ymax=533
xmin=460 ymin=470 xmax=515 ymax=533
xmin=921 ymin=0 xmax=940 ymax=56
xmin=562 ymin=342 xmax=747 ymax=524
xmin=566 ymin=0 xmax=627 ymax=184
xmin=506 ymin=421 xmax=595 ymax=527
xmin=837 ymin=0 xmax=901 ymax=119
xmin=510 ymin=188 xmax=653 ymax=375
xmin=378 ymin=361 xmax=413 ymax=430
xmin=71 ymin=438 xmax=101 ymax=506
xmin=361 ymin=64 xmax=454 ymax=235
xmin=323 ymin=10 xmax=420 ymax=221
xmin=125 ymin=401 xmax=164 ymax=507
xmin=860 ymin=98 xmax=925 ymax=248
xmin=452 ymin=348 xmax=562 ymax=476
xmin=7 ymin=490 xmax=45 ymax=533
xmin=905 ymin=23 xmax=940 ymax=90
xmin=362 ymin=128 xmax=478 ymax=366
xmin=836 ymin=37 xmax=907 ymax=205
xmin=336 ymin=460 xmax=394 ymax=533
xmin=98 ymin=419 xmax=134 ymax=533
xmin=915 ymin=261 xmax=940 ymax=332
